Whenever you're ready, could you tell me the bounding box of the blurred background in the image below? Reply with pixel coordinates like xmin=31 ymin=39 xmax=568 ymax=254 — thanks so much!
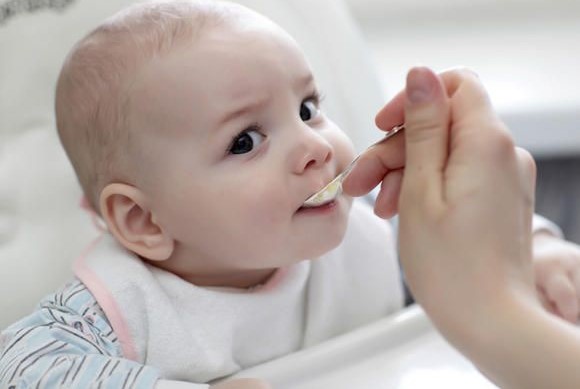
xmin=343 ymin=0 xmax=580 ymax=242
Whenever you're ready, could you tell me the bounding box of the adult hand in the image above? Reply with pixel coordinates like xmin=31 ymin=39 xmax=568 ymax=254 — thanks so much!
xmin=347 ymin=66 xmax=580 ymax=389
xmin=346 ymin=67 xmax=537 ymax=320
xmin=533 ymin=233 xmax=580 ymax=323
xmin=346 ymin=67 xmax=552 ymax=388
xmin=399 ymin=67 xmax=537 ymax=318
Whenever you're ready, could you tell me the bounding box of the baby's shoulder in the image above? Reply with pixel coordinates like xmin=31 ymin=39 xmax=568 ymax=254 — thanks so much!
xmin=3 ymin=278 xmax=117 ymax=344
xmin=40 ymin=279 xmax=96 ymax=312
xmin=39 ymin=279 xmax=109 ymax=327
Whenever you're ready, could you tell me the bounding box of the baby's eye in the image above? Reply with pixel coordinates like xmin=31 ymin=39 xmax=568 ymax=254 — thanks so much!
xmin=229 ymin=127 xmax=265 ymax=155
xmin=300 ymin=98 xmax=320 ymax=122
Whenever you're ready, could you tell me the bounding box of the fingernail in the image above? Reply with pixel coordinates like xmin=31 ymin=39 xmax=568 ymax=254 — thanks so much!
xmin=407 ymin=67 xmax=436 ymax=104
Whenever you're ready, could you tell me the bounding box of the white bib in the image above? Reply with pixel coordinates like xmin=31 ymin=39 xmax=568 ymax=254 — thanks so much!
xmin=74 ymin=200 xmax=404 ymax=382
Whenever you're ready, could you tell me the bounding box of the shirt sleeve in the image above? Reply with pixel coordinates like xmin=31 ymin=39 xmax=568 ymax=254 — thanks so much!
xmin=0 ymin=279 xmax=160 ymax=388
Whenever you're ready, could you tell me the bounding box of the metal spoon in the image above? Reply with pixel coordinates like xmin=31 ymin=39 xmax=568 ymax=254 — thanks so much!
xmin=302 ymin=124 xmax=405 ymax=207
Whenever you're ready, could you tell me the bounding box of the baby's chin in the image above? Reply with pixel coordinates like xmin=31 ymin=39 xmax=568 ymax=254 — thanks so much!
xmin=308 ymin=197 xmax=352 ymax=257
xmin=297 ymin=223 xmax=350 ymax=261
xmin=278 ymin=197 xmax=353 ymax=263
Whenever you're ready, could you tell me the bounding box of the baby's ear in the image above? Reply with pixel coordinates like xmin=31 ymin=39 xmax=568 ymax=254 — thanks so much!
xmin=99 ymin=183 xmax=174 ymax=261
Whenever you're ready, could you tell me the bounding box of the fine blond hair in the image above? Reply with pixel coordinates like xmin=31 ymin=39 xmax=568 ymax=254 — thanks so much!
xmin=55 ymin=0 xmax=243 ymax=211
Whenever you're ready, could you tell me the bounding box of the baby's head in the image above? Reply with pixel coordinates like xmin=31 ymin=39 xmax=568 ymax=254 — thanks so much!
xmin=56 ymin=0 xmax=228 ymax=212
xmin=56 ymin=0 xmax=356 ymax=287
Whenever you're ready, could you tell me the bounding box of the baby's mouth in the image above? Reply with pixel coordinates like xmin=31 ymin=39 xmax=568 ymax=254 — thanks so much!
xmin=302 ymin=178 xmax=342 ymax=208
xmin=298 ymin=198 xmax=337 ymax=211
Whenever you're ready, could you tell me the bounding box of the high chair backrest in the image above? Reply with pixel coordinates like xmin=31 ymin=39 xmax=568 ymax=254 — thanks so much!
xmin=0 ymin=0 xmax=386 ymax=330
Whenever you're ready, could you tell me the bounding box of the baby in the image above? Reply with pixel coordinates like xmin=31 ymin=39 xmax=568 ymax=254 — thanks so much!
xmin=1 ymin=2 xmax=403 ymax=388
xmin=1 ymin=1 xmax=579 ymax=388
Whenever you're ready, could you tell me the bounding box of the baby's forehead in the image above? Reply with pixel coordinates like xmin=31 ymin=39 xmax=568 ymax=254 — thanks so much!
xmin=99 ymin=2 xmax=268 ymax=57
xmin=127 ymin=6 xmax=306 ymax=89
xmin=125 ymin=26 xmax=312 ymax=138
xmin=121 ymin=3 xmax=310 ymax=120
xmin=125 ymin=3 xmax=292 ymax=80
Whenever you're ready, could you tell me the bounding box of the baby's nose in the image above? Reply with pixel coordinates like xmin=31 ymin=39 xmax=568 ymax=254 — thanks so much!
xmin=290 ymin=130 xmax=333 ymax=174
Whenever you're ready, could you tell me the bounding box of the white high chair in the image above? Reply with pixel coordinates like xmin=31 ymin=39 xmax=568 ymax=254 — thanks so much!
xmin=0 ymin=1 xmax=496 ymax=387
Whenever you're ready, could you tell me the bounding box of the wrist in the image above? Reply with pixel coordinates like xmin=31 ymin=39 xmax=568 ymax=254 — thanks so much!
xmin=427 ymin=277 xmax=540 ymax=356
xmin=450 ymin=288 xmax=580 ymax=389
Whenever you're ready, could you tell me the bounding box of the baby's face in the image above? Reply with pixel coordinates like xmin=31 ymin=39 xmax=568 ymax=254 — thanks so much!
xmin=126 ymin=17 xmax=355 ymax=286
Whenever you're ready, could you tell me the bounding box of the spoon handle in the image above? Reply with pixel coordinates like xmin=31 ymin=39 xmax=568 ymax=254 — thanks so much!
xmin=343 ymin=123 xmax=405 ymax=180
xmin=371 ymin=123 xmax=405 ymax=148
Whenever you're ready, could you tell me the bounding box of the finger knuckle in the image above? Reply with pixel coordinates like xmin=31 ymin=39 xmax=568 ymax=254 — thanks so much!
xmin=443 ymin=66 xmax=480 ymax=81
xmin=480 ymin=126 xmax=516 ymax=159
xmin=405 ymin=117 xmax=443 ymax=144
xmin=516 ymin=146 xmax=537 ymax=175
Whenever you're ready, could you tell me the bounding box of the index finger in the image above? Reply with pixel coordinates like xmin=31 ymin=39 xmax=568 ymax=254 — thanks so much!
xmin=375 ymin=89 xmax=406 ymax=132
xmin=341 ymin=130 xmax=405 ymax=196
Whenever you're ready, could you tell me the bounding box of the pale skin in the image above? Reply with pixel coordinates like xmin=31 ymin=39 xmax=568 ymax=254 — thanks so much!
xmin=75 ymin=4 xmax=580 ymax=389
xmin=343 ymin=71 xmax=580 ymax=325
xmin=99 ymin=13 xmax=354 ymax=292
xmin=161 ymin=62 xmax=580 ymax=389
xmin=344 ymin=79 xmax=580 ymax=323
xmin=103 ymin=22 xmax=580 ymax=389
xmin=94 ymin=6 xmax=353 ymax=389
xmin=344 ymin=66 xmax=580 ymax=389
xmin=533 ymin=232 xmax=580 ymax=323
xmin=97 ymin=15 xmax=580 ymax=386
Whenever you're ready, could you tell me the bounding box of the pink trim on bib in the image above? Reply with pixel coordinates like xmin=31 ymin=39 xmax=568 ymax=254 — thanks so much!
xmin=73 ymin=236 xmax=138 ymax=361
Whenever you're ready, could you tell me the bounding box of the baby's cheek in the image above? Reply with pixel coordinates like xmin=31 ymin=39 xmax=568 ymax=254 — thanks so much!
xmin=236 ymin=186 xmax=285 ymax=227
xmin=331 ymin=130 xmax=356 ymax=169
xmin=252 ymin=200 xmax=288 ymax=228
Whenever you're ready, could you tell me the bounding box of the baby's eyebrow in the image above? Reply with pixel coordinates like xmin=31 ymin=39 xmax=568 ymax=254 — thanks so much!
xmin=219 ymin=73 xmax=315 ymax=126
xmin=295 ymin=73 xmax=315 ymax=92
xmin=219 ymin=97 xmax=268 ymax=126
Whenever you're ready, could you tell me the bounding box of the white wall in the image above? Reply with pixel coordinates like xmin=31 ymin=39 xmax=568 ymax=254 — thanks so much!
xmin=344 ymin=0 xmax=580 ymax=157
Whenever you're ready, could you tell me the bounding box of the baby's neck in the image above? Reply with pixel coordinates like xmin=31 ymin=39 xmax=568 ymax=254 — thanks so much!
xmin=178 ymin=267 xmax=279 ymax=290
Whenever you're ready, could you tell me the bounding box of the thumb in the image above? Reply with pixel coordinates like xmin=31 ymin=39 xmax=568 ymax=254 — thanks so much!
xmin=403 ymin=67 xmax=451 ymax=200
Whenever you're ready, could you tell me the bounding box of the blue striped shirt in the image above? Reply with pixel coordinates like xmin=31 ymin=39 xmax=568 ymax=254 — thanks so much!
xmin=0 ymin=279 xmax=160 ymax=388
